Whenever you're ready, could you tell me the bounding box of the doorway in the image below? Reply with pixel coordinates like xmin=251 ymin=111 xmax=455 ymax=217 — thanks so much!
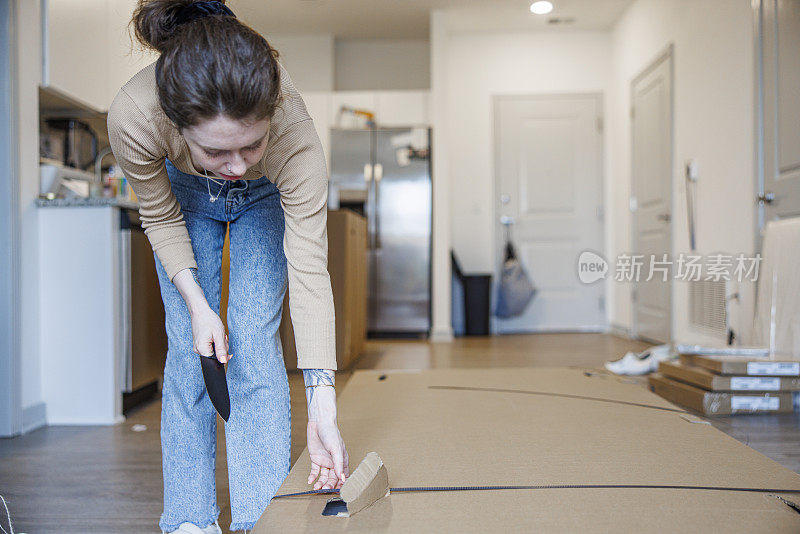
xmin=631 ymin=47 xmax=674 ymax=344
xmin=1 ymin=0 xmax=21 ymax=436
xmin=493 ymin=94 xmax=605 ymax=333
xmin=756 ymin=0 xmax=800 ymax=224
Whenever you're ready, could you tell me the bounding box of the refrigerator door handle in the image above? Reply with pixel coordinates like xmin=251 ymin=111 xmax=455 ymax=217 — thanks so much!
xmin=374 ymin=164 xmax=383 ymax=249
xmin=364 ymin=162 xmax=375 ymax=250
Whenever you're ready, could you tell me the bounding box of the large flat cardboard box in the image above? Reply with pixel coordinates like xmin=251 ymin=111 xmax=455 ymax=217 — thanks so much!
xmin=649 ymin=373 xmax=794 ymax=415
xmin=681 ymin=353 xmax=800 ymax=376
xmin=281 ymin=209 xmax=367 ymax=371
xmin=254 ymin=368 xmax=800 ymax=532
xmin=662 ymin=360 xmax=800 ymax=392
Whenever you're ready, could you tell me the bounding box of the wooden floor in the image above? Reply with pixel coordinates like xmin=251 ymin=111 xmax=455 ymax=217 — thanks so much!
xmin=1 ymin=334 xmax=798 ymax=533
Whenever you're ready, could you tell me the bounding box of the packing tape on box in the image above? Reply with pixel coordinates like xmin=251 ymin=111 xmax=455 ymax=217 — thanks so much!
xmin=275 ymin=483 xmax=800 ymax=499
xmin=427 ymin=385 xmax=691 ymax=414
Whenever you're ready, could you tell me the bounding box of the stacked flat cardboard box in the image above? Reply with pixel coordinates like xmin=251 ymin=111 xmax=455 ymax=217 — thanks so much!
xmin=649 ymin=353 xmax=800 ymax=415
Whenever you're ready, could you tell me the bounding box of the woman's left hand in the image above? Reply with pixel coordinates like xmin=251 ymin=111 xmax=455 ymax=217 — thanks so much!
xmin=304 ymin=371 xmax=349 ymax=490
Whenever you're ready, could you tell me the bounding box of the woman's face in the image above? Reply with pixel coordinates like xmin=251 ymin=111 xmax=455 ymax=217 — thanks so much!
xmin=182 ymin=114 xmax=270 ymax=180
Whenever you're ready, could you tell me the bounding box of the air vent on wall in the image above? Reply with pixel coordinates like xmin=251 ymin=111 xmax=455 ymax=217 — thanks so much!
xmin=688 ymin=279 xmax=727 ymax=335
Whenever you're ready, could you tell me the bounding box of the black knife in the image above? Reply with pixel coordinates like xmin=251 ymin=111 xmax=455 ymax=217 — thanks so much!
xmin=200 ymin=346 xmax=230 ymax=422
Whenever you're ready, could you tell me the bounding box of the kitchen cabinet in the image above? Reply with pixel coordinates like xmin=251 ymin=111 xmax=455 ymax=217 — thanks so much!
xmin=328 ymin=90 xmax=430 ymax=128
xmin=38 ymin=201 xmax=166 ymax=424
xmin=329 ymin=92 xmax=379 ymax=128
xmin=280 ymin=210 xmax=367 ymax=370
xmin=45 ymin=0 xmax=108 ymax=110
xmin=301 ymin=92 xmax=333 ymax=171
xmin=38 ymin=203 xmax=125 ymax=425
xmin=302 ymin=89 xmax=430 ymax=171
xmin=281 ymin=209 xmax=368 ymax=371
xmin=121 ymin=208 xmax=168 ymax=405
xmin=45 ymin=0 xmax=157 ymax=111
xmin=39 ymin=85 xmax=110 ymax=153
xmin=375 ymin=91 xmax=430 ymax=126
xmin=219 ymin=209 xmax=368 ymax=371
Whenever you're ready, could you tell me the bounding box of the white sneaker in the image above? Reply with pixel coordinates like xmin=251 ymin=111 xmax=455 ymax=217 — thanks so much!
xmin=165 ymin=520 xmax=222 ymax=534
xmin=604 ymin=344 xmax=673 ymax=375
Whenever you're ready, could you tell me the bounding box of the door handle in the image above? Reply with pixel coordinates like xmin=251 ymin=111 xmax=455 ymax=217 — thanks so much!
xmin=374 ymin=164 xmax=382 ymax=249
xmin=364 ymin=163 xmax=374 ymax=250
xmin=500 ymin=215 xmax=515 ymax=244
xmin=757 ymin=192 xmax=775 ymax=205
xmin=657 ymin=213 xmax=671 ymax=222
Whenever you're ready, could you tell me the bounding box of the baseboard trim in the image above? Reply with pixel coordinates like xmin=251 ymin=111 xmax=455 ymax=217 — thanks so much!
xmin=45 ymin=415 xmax=122 ymax=426
xmin=22 ymin=402 xmax=47 ymax=434
xmin=491 ymin=326 xmax=608 ymax=335
xmin=430 ymin=327 xmax=454 ymax=342
xmin=609 ymin=323 xmax=632 ymax=339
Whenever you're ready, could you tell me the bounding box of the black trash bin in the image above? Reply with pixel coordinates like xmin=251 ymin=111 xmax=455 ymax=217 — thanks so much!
xmin=451 ymin=251 xmax=492 ymax=336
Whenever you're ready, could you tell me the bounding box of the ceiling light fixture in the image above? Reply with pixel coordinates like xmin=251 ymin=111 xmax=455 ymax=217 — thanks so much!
xmin=530 ymin=1 xmax=554 ymax=15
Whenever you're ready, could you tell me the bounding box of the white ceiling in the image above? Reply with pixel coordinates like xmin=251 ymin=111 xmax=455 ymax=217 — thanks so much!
xmin=232 ymin=0 xmax=635 ymax=40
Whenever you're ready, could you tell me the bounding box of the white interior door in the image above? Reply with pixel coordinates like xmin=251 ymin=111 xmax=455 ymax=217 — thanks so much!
xmin=759 ymin=0 xmax=800 ymax=222
xmin=631 ymin=49 xmax=673 ymax=343
xmin=494 ymin=94 xmax=605 ymax=333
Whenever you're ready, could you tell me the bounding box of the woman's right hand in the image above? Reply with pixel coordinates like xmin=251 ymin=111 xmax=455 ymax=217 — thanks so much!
xmin=190 ymin=305 xmax=229 ymax=363
xmin=172 ymin=268 xmax=230 ymax=363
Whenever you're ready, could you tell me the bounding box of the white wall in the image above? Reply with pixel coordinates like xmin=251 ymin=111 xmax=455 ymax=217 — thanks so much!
xmin=335 ymin=39 xmax=430 ymax=91
xmin=442 ymin=29 xmax=612 ymax=273
xmin=430 ymin=12 xmax=452 ymax=340
xmin=268 ymin=35 xmax=430 ymax=92
xmin=17 ymin=0 xmax=45 ymax=431
xmin=608 ymin=0 xmax=755 ymax=343
xmin=268 ymin=34 xmax=335 ymax=92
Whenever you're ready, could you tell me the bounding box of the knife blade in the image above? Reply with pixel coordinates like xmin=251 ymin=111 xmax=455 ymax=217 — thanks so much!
xmin=200 ymin=347 xmax=230 ymax=422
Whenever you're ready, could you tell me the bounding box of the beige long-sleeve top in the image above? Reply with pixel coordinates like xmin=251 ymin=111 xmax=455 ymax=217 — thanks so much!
xmin=107 ymin=62 xmax=335 ymax=370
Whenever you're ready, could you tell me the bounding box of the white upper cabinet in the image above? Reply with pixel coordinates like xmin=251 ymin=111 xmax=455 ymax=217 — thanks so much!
xmin=329 ymin=90 xmax=430 ymax=128
xmin=302 ymin=89 xmax=430 ymax=165
xmin=46 ymin=0 xmax=108 ymax=110
xmin=46 ymin=0 xmax=157 ymax=112
xmin=300 ymin=92 xmax=333 ymax=172
xmin=329 ymin=92 xmax=379 ymax=129
xmin=375 ymin=91 xmax=429 ymax=127
xmin=105 ymin=0 xmax=159 ymax=107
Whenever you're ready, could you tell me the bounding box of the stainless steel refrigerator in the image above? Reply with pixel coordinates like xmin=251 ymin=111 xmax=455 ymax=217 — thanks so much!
xmin=329 ymin=127 xmax=432 ymax=336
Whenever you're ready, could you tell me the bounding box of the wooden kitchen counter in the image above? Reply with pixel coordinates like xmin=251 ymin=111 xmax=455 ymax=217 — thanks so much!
xmin=220 ymin=208 xmax=367 ymax=371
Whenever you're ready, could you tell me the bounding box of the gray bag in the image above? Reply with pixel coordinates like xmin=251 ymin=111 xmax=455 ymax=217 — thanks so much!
xmin=495 ymin=241 xmax=536 ymax=318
